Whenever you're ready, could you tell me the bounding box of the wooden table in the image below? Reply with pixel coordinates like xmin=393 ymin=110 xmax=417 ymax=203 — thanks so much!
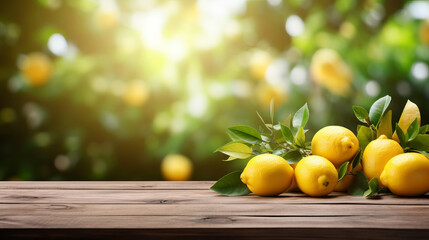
xmin=0 ymin=181 xmax=428 ymax=239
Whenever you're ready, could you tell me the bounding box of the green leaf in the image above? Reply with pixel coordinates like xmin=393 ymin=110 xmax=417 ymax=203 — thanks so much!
xmin=369 ymin=95 xmax=391 ymax=127
xmin=284 ymin=114 xmax=293 ymax=128
xmin=261 ymin=134 xmax=271 ymax=142
xmin=357 ymin=126 xmax=375 ymax=152
xmin=395 ymin=123 xmax=407 ymax=146
xmin=292 ymin=103 xmax=309 ymax=132
xmin=338 ymin=161 xmax=349 ymax=182
xmin=406 ymin=118 xmax=420 ymax=142
xmin=283 ymin=150 xmax=302 ymax=164
xmin=352 ymin=106 xmax=369 ymax=124
xmin=295 ymin=127 xmax=305 ymax=147
xmin=411 ymin=150 xmax=429 ymax=158
xmin=272 ymin=148 xmax=287 ymax=156
xmin=347 ymin=171 xmax=369 ymax=196
xmin=364 ymin=178 xmax=379 ymax=197
xmin=216 ymin=142 xmax=253 ymax=159
xmin=272 ymin=124 xmax=281 ymax=131
xmin=352 ymin=149 xmax=362 ymax=170
xmin=270 ymin=98 xmax=275 ymax=124
xmin=377 ymin=110 xmax=392 ymax=139
xmin=251 ymin=145 xmax=263 ymax=155
xmin=227 ymin=129 xmax=242 ymax=141
xmin=228 ymin=126 xmax=262 ymax=144
xmin=408 ymin=134 xmax=429 ymax=152
xmin=280 ymin=124 xmax=294 ymax=143
xmin=419 ymin=125 xmax=429 ymax=134
xmin=210 ymin=171 xmax=251 ymax=196
xmin=222 ymin=156 xmax=237 ymax=162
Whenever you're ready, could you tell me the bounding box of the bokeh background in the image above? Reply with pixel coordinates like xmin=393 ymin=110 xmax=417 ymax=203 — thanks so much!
xmin=0 ymin=0 xmax=428 ymax=181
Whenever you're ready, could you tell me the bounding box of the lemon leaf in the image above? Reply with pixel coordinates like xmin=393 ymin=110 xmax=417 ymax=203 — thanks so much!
xmin=377 ymin=110 xmax=392 ymax=138
xmin=283 ymin=150 xmax=302 ymax=164
xmin=395 ymin=123 xmax=407 ymax=147
xmin=411 ymin=150 xmax=429 ymax=158
xmin=347 ymin=171 xmax=369 ymax=196
xmin=357 ymin=126 xmax=374 ymax=152
xmin=338 ymin=161 xmax=349 ymax=182
xmin=280 ymin=123 xmax=294 ymax=143
xmin=419 ymin=125 xmax=429 ymax=134
xmin=228 ymin=126 xmax=262 ymax=144
xmin=222 ymin=156 xmax=237 ymax=162
xmin=351 ymin=149 xmax=362 ymax=169
xmin=210 ymin=171 xmax=251 ymax=196
xmin=352 ymin=106 xmax=369 ymax=124
xmin=216 ymin=142 xmax=253 ymax=159
xmin=292 ymin=103 xmax=309 ymax=132
xmin=406 ymin=118 xmax=419 ymax=142
xmin=408 ymin=134 xmax=429 ymax=152
xmin=295 ymin=127 xmax=305 ymax=147
xmin=364 ymin=178 xmax=379 ymax=197
xmin=369 ymin=95 xmax=391 ymax=127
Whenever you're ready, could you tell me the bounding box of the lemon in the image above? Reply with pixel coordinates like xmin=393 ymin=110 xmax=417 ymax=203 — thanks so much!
xmin=240 ymin=154 xmax=293 ymax=196
xmin=161 ymin=154 xmax=193 ymax=181
xmin=311 ymin=126 xmax=359 ymax=168
xmin=249 ymin=50 xmax=272 ymax=80
xmin=256 ymin=84 xmax=287 ymax=108
xmin=310 ymin=48 xmax=352 ymax=96
xmin=334 ymin=162 xmax=362 ymax=192
xmin=295 ymin=155 xmax=338 ymax=197
xmin=392 ymin=100 xmax=421 ymax=142
xmin=362 ymin=135 xmax=403 ymax=183
xmin=19 ymin=52 xmax=52 ymax=86
xmin=380 ymin=153 xmax=429 ymax=196
xmin=285 ymin=163 xmax=298 ymax=192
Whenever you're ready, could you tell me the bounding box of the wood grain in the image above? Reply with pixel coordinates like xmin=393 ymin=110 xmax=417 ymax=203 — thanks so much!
xmin=0 ymin=181 xmax=429 ymax=239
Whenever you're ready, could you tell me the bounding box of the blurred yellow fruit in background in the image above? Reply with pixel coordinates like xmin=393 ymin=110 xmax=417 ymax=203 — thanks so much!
xmin=295 ymin=155 xmax=338 ymax=197
xmin=334 ymin=162 xmax=362 ymax=192
xmin=161 ymin=154 xmax=193 ymax=181
xmin=380 ymin=153 xmax=429 ymax=196
xmin=311 ymin=126 xmax=359 ymax=168
xmin=122 ymin=81 xmax=150 ymax=107
xmin=95 ymin=10 xmax=119 ymax=30
xmin=19 ymin=52 xmax=53 ymax=86
xmin=240 ymin=154 xmax=294 ymax=196
xmin=310 ymin=48 xmax=352 ymax=96
xmin=362 ymin=135 xmax=403 ymax=183
xmin=392 ymin=100 xmax=421 ymax=142
xmin=419 ymin=19 xmax=429 ymax=46
xmin=249 ymin=50 xmax=272 ymax=80
xmin=256 ymin=84 xmax=287 ymax=108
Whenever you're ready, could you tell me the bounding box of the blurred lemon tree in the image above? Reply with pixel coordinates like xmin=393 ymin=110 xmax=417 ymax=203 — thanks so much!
xmin=0 ymin=0 xmax=428 ymax=180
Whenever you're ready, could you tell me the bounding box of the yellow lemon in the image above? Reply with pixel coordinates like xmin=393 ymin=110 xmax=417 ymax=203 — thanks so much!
xmin=362 ymin=135 xmax=404 ymax=183
xmin=392 ymin=100 xmax=421 ymax=142
xmin=380 ymin=153 xmax=429 ymax=196
xmin=249 ymin=50 xmax=272 ymax=80
xmin=240 ymin=154 xmax=293 ymax=196
xmin=256 ymin=84 xmax=287 ymax=108
xmin=161 ymin=154 xmax=193 ymax=181
xmin=335 ymin=162 xmax=362 ymax=192
xmin=19 ymin=52 xmax=53 ymax=86
xmin=311 ymin=126 xmax=359 ymax=168
xmin=295 ymin=155 xmax=338 ymax=197
xmin=310 ymin=48 xmax=352 ymax=96
xmin=285 ymin=162 xmax=298 ymax=192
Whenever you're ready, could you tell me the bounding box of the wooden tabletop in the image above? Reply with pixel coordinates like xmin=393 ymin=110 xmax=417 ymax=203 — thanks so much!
xmin=0 ymin=181 xmax=428 ymax=239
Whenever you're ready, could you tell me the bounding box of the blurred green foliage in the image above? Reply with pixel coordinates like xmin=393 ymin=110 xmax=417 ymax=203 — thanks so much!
xmin=0 ymin=0 xmax=428 ymax=180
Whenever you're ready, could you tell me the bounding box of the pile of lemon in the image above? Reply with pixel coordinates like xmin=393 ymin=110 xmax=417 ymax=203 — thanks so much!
xmin=240 ymin=104 xmax=429 ymax=197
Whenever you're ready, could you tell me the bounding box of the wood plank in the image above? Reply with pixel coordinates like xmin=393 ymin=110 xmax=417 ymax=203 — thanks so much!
xmin=1 ymin=214 xmax=429 ymax=229
xmin=1 ymin=228 xmax=428 ymax=240
xmin=1 ymin=203 xmax=428 ymax=217
xmin=0 ymin=181 xmax=213 ymax=190
xmin=1 ymin=189 xmax=429 ymax=205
